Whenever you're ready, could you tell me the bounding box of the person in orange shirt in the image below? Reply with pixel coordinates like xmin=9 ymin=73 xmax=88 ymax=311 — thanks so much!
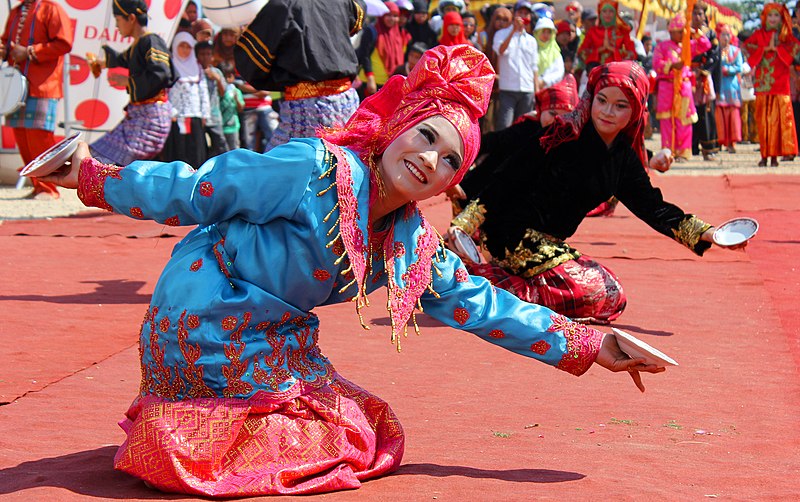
xmin=0 ymin=0 xmax=73 ymax=199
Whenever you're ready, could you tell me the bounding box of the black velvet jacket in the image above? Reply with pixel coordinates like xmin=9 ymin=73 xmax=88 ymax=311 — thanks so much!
xmin=454 ymin=121 xmax=712 ymax=266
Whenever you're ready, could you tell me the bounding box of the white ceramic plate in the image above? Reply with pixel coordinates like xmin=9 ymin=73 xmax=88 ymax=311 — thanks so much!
xmin=450 ymin=227 xmax=483 ymax=263
xmin=712 ymin=217 xmax=758 ymax=247
xmin=20 ymin=131 xmax=82 ymax=178
xmin=611 ymin=327 xmax=678 ymax=367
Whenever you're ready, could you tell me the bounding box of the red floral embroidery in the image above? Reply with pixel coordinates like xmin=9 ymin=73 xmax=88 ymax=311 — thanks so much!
xmin=393 ymin=241 xmax=406 ymax=258
xmin=159 ymin=317 xmax=170 ymax=332
xmin=187 ymin=315 xmax=200 ymax=329
xmin=130 ymin=207 xmax=144 ymax=218
xmin=455 ymin=268 xmax=469 ymax=283
xmin=531 ymin=340 xmax=551 ymax=355
xmin=77 ymin=157 xmax=122 ymax=212
xmin=221 ymin=312 xmax=253 ymax=398
xmin=489 ymin=329 xmax=505 ymax=339
xmin=313 ymin=269 xmax=331 ymax=281
xmin=164 ymin=215 xmax=181 ymax=226
xmin=221 ymin=316 xmax=238 ymax=330
xmin=331 ymin=239 xmax=345 ymax=257
xmin=190 ymin=259 xmax=203 ymax=272
xmin=176 ymin=311 xmax=214 ymax=398
xmin=547 ymin=314 xmax=604 ymax=376
xmin=199 ymin=181 xmax=214 ymax=197
xmin=454 ymin=307 xmax=470 ymax=325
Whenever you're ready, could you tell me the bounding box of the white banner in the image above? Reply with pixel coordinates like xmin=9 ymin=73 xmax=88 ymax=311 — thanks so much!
xmin=1 ymin=0 xmax=187 ymax=144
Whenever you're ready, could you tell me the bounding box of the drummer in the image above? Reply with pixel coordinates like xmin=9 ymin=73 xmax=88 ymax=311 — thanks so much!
xmin=0 ymin=0 xmax=74 ymax=200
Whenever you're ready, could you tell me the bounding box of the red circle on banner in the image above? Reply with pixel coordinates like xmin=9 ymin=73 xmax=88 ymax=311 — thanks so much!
xmin=144 ymin=0 xmax=153 ymax=9
xmin=66 ymin=0 xmax=103 ymax=10
xmin=70 ymin=55 xmax=90 ymax=85
xmin=107 ymin=67 xmax=129 ymax=90
xmin=75 ymin=99 xmax=110 ymax=129
xmin=164 ymin=0 xmax=182 ymax=19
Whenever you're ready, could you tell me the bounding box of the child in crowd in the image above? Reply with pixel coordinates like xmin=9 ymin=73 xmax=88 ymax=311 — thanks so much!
xmin=195 ymin=41 xmax=228 ymax=157
xmin=219 ymin=62 xmax=244 ymax=150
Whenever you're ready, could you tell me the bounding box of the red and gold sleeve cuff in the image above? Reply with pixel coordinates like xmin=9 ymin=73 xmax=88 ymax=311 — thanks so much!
xmin=77 ymin=157 xmax=123 ymax=211
xmin=548 ymin=314 xmax=604 ymax=376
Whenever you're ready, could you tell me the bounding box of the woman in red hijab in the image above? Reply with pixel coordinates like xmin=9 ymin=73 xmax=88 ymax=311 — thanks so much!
xmin=439 ymin=10 xmax=468 ymax=46
xmin=576 ymin=0 xmax=636 ymax=73
xmin=449 ymin=61 xmax=743 ymax=325
xmin=37 ymin=46 xmax=664 ymax=496
xmin=358 ymin=1 xmax=410 ymax=96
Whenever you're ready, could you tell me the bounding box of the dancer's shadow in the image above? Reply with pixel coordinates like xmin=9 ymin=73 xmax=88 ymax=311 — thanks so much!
xmin=396 ymin=463 xmax=585 ymax=483
xmin=0 ymin=279 xmax=151 ymax=305
xmin=610 ymin=323 xmax=673 ymax=337
xmin=0 ymin=446 xmax=178 ymax=499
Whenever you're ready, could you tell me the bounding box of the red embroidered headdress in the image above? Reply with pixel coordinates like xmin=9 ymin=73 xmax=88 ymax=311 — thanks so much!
xmin=321 ymin=44 xmax=494 ymax=189
xmin=762 ymin=3 xmax=793 ymax=41
xmin=540 ymin=61 xmax=650 ymax=170
xmin=535 ymin=74 xmax=579 ymax=115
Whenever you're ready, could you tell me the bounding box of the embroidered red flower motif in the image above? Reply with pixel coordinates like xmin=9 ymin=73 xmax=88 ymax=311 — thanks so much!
xmin=313 ymin=269 xmax=331 ymax=281
xmin=159 ymin=317 xmax=170 ymax=332
xmin=488 ymin=329 xmax=505 ymax=339
xmin=221 ymin=316 xmax=238 ymax=330
xmin=190 ymin=259 xmax=203 ymax=272
xmin=455 ymin=268 xmax=469 ymax=283
xmin=187 ymin=315 xmax=200 ymax=329
xmin=531 ymin=340 xmax=551 ymax=355
xmin=199 ymin=181 xmax=214 ymax=197
xmin=454 ymin=307 xmax=470 ymax=325
xmin=331 ymin=240 xmax=345 ymax=256
xmin=393 ymin=241 xmax=406 ymax=258
xmin=164 ymin=215 xmax=181 ymax=226
xmin=130 ymin=207 xmax=144 ymax=218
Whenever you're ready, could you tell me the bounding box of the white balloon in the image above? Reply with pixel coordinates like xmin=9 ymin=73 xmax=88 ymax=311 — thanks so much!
xmin=201 ymin=0 xmax=269 ymax=28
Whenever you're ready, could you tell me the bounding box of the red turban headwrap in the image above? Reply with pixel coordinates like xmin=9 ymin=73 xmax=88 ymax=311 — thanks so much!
xmin=540 ymin=61 xmax=650 ymax=170
xmin=535 ymin=74 xmax=579 ymax=115
xmin=321 ymin=45 xmax=495 ymax=189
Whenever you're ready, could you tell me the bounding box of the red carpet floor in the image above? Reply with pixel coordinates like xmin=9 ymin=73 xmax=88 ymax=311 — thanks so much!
xmin=0 ymin=174 xmax=798 ymax=501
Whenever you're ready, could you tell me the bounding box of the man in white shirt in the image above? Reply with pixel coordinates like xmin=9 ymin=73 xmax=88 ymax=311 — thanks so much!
xmin=493 ymin=1 xmax=539 ymax=130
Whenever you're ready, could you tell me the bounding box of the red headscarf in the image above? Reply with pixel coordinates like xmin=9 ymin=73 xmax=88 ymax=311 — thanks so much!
xmin=762 ymin=2 xmax=793 ymax=41
xmin=376 ymin=2 xmax=408 ymax=75
xmin=321 ymin=45 xmax=495 ymax=189
xmin=439 ymin=11 xmax=468 ymax=46
xmin=535 ymin=74 xmax=579 ymax=115
xmin=540 ymin=61 xmax=650 ymax=170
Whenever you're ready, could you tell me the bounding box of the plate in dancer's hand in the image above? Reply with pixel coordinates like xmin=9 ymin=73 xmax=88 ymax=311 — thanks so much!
xmin=450 ymin=227 xmax=482 ymax=263
xmin=20 ymin=131 xmax=82 ymax=178
xmin=712 ymin=217 xmax=758 ymax=247
xmin=611 ymin=327 xmax=678 ymax=367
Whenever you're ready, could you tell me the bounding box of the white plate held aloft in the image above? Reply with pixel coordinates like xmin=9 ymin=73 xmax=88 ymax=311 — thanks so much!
xmin=712 ymin=217 xmax=758 ymax=247
xmin=20 ymin=131 xmax=82 ymax=178
xmin=611 ymin=328 xmax=678 ymax=367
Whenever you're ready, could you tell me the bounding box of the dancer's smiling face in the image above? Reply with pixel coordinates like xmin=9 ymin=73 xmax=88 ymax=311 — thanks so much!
xmin=591 ymin=85 xmax=633 ymax=145
xmin=378 ymin=115 xmax=464 ymax=203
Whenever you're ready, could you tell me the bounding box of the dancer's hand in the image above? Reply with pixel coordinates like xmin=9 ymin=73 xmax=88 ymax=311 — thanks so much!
xmin=701 ymin=227 xmax=748 ymax=251
xmin=649 ymin=148 xmax=673 ymax=172
xmin=37 ymin=141 xmax=91 ymax=190
xmin=107 ymin=72 xmax=127 ymax=87
xmin=594 ymin=333 xmax=666 ymax=393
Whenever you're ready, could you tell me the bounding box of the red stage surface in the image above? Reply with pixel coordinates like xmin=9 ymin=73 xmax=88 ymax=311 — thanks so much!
xmin=1 ymin=175 xmax=798 ymax=500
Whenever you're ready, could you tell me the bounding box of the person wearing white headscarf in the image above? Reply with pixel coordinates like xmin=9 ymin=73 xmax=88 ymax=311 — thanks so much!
xmin=534 ymin=17 xmax=564 ymax=89
xmin=161 ymin=31 xmax=211 ymax=168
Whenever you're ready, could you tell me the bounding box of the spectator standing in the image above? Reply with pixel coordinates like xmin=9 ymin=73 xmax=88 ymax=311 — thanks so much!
xmin=190 ymin=19 xmax=214 ymax=43
xmin=565 ymin=0 xmax=583 ymax=35
xmin=555 ymin=20 xmax=579 ymax=62
xmin=653 ymin=14 xmax=711 ymax=161
xmin=429 ymin=0 xmax=466 ymax=35
xmin=212 ymin=27 xmax=238 ymax=67
xmin=690 ymin=1 xmax=721 ymax=161
xmin=357 ymin=2 xmax=408 ymax=97
xmin=235 ymin=0 xmax=366 ymax=150
xmin=0 ymin=0 xmax=73 ymax=199
xmin=715 ymin=25 xmax=743 ymax=154
xmin=439 ymin=11 xmax=468 ymax=46
xmin=161 ymin=32 xmax=210 ymax=168
xmin=743 ymin=3 xmax=800 ymax=167
xmin=576 ymin=0 xmax=636 ymax=74
xmin=196 ymin=41 xmax=228 ymax=157
xmin=218 ymin=62 xmax=244 ymax=150
xmin=481 ymin=6 xmax=512 ymax=69
xmin=493 ymin=1 xmax=539 ymax=130
xmin=534 ymin=17 xmax=564 ymax=89
xmin=405 ymin=0 xmax=437 ymax=50
xmin=462 ymin=11 xmax=481 ymax=49
xmin=392 ymin=41 xmax=427 ymax=76
xmin=578 ymin=8 xmax=598 ymax=46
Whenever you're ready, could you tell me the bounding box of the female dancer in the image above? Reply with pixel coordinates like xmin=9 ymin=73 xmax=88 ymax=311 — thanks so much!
xmin=38 ymin=46 xmax=661 ymax=497
xmin=448 ymin=61 xmax=741 ymax=325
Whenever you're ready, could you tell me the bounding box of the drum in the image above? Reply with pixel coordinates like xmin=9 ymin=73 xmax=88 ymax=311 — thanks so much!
xmin=0 ymin=66 xmax=28 ymax=116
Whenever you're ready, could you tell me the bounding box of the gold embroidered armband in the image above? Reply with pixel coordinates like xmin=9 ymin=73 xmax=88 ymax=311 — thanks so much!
xmin=672 ymin=215 xmax=713 ymax=254
xmin=451 ymin=199 xmax=487 ymax=235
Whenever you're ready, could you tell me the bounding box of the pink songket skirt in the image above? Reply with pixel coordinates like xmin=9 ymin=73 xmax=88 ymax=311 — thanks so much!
xmin=113 ymin=374 xmax=404 ymax=497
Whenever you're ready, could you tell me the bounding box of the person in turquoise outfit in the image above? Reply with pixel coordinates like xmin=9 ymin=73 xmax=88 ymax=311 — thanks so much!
xmin=39 ymin=45 xmax=664 ymax=497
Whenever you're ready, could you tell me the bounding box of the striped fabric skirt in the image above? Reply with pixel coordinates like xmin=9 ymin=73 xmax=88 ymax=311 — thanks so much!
xmin=467 ymin=256 xmax=627 ymax=324
xmin=90 ymin=100 xmax=171 ymax=166
xmin=113 ymin=373 xmax=404 ymax=496
xmin=266 ymin=88 xmax=359 ymax=152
